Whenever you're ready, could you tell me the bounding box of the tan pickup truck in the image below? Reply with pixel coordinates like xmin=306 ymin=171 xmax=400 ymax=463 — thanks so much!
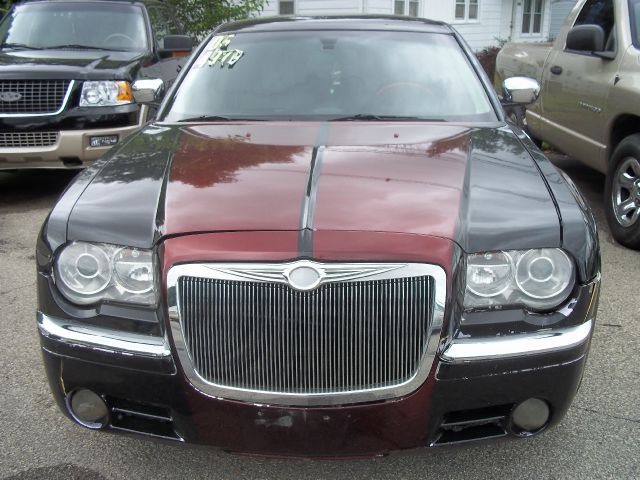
xmin=496 ymin=0 xmax=640 ymax=249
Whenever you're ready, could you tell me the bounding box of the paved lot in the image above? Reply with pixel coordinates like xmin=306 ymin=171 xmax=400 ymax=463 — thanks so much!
xmin=0 ymin=155 xmax=638 ymax=480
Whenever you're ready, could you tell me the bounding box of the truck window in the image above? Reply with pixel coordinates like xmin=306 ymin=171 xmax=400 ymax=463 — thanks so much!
xmin=145 ymin=1 xmax=182 ymax=44
xmin=0 ymin=2 xmax=149 ymax=51
xmin=631 ymin=0 xmax=640 ymax=47
xmin=574 ymin=0 xmax=615 ymax=51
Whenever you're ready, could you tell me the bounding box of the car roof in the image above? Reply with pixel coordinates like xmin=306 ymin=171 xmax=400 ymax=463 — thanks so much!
xmin=217 ymin=15 xmax=453 ymax=35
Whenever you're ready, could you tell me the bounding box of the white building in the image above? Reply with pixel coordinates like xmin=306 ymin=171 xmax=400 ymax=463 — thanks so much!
xmin=257 ymin=1 xmax=578 ymax=51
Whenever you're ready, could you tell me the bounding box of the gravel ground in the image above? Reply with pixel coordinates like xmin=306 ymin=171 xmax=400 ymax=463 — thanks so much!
xmin=0 ymin=155 xmax=638 ymax=480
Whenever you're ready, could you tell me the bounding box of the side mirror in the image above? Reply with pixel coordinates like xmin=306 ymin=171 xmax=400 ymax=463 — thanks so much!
xmin=502 ymin=77 xmax=541 ymax=105
xmin=566 ymin=25 xmax=605 ymax=53
xmin=159 ymin=35 xmax=193 ymax=58
xmin=132 ymin=78 xmax=164 ymax=104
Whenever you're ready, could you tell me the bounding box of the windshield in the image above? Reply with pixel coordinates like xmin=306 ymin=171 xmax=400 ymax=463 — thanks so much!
xmin=0 ymin=2 xmax=148 ymax=51
xmin=631 ymin=0 xmax=640 ymax=47
xmin=163 ymin=31 xmax=496 ymax=122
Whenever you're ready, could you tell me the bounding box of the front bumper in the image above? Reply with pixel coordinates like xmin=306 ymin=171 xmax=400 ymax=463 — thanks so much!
xmin=0 ymin=106 xmax=147 ymax=169
xmin=37 ymin=275 xmax=598 ymax=456
xmin=38 ymin=312 xmax=593 ymax=369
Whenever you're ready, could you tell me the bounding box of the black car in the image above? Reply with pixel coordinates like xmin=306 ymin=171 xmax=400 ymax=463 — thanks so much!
xmin=0 ymin=0 xmax=192 ymax=169
xmin=36 ymin=16 xmax=601 ymax=457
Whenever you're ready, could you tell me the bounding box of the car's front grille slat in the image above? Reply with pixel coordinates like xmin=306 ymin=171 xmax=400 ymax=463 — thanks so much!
xmin=0 ymin=80 xmax=71 ymax=115
xmin=178 ymin=275 xmax=434 ymax=396
xmin=0 ymin=131 xmax=59 ymax=148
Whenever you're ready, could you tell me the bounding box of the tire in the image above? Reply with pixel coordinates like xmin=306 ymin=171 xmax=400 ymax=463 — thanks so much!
xmin=526 ymin=129 xmax=543 ymax=149
xmin=604 ymin=134 xmax=640 ymax=249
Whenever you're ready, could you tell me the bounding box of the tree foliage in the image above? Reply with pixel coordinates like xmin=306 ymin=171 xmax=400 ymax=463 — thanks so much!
xmin=161 ymin=0 xmax=269 ymax=38
xmin=1 ymin=0 xmax=16 ymax=15
xmin=0 ymin=1 xmax=268 ymax=38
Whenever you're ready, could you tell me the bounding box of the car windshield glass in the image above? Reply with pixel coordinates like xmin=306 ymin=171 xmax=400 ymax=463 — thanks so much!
xmin=631 ymin=0 xmax=640 ymax=47
xmin=0 ymin=2 xmax=148 ymax=51
xmin=163 ymin=31 xmax=496 ymax=122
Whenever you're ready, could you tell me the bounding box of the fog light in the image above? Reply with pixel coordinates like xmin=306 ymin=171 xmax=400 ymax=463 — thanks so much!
xmin=511 ymin=398 xmax=550 ymax=434
xmin=67 ymin=389 xmax=109 ymax=429
xmin=89 ymin=135 xmax=118 ymax=148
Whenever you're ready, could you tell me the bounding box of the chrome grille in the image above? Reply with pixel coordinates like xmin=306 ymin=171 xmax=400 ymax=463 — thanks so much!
xmin=177 ymin=274 xmax=434 ymax=398
xmin=0 ymin=80 xmax=72 ymax=115
xmin=0 ymin=131 xmax=59 ymax=148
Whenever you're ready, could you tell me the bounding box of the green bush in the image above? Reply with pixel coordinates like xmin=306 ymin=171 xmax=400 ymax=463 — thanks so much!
xmin=476 ymin=46 xmax=501 ymax=82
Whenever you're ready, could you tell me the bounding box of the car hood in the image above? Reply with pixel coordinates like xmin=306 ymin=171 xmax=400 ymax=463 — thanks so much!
xmin=65 ymin=122 xmax=561 ymax=253
xmin=0 ymin=48 xmax=148 ymax=80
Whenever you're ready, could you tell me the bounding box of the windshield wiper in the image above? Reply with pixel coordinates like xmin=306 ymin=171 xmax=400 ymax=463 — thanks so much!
xmin=177 ymin=115 xmax=266 ymax=122
xmin=0 ymin=42 xmax=39 ymax=50
xmin=45 ymin=44 xmax=113 ymax=51
xmin=331 ymin=114 xmax=444 ymax=121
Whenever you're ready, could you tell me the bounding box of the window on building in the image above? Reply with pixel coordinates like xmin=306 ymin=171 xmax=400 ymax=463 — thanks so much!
xmin=455 ymin=0 xmax=479 ymax=21
xmin=394 ymin=0 xmax=420 ymax=17
xmin=409 ymin=1 xmax=419 ymax=17
xmin=279 ymin=0 xmax=294 ymax=15
xmin=468 ymin=0 xmax=479 ymax=19
xmin=522 ymin=0 xmax=544 ymax=34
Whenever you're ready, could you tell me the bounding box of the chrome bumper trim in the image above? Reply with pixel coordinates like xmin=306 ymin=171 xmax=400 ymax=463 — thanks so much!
xmin=37 ymin=312 xmax=171 ymax=359
xmin=440 ymin=320 xmax=594 ymax=363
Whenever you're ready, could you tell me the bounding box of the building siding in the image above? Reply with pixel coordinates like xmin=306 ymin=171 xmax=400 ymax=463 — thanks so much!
xmin=365 ymin=0 xmax=394 ymax=14
xmin=449 ymin=0 xmax=505 ymax=50
xmin=549 ymin=0 xmax=577 ymax=39
xmin=499 ymin=0 xmax=515 ymax=41
xmin=296 ymin=0 xmax=362 ymax=15
xmin=260 ymin=2 xmax=279 ymax=16
xmin=258 ymin=1 xmax=557 ymax=50
xmin=260 ymin=0 xmax=362 ymax=15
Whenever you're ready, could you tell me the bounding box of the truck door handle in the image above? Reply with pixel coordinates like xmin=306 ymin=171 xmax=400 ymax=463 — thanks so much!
xmin=550 ymin=65 xmax=563 ymax=75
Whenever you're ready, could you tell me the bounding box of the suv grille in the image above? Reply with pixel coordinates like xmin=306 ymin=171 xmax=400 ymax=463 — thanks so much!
xmin=177 ymin=274 xmax=434 ymax=399
xmin=0 ymin=131 xmax=59 ymax=148
xmin=0 ymin=80 xmax=72 ymax=115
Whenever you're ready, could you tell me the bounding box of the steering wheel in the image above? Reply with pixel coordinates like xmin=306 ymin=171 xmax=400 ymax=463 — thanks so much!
xmin=104 ymin=33 xmax=135 ymax=47
xmin=376 ymin=82 xmax=433 ymax=97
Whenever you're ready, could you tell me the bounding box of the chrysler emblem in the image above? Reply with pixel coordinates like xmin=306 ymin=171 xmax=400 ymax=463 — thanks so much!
xmin=284 ymin=264 xmax=323 ymax=291
xmin=201 ymin=261 xmax=407 ymax=292
xmin=0 ymin=91 xmax=22 ymax=102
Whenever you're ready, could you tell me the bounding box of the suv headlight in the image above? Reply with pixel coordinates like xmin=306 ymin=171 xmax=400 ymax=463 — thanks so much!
xmin=54 ymin=242 xmax=156 ymax=306
xmin=80 ymin=81 xmax=132 ymax=107
xmin=465 ymin=248 xmax=575 ymax=311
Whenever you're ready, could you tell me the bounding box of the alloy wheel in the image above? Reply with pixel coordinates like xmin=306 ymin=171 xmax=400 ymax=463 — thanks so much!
xmin=612 ymin=156 xmax=640 ymax=227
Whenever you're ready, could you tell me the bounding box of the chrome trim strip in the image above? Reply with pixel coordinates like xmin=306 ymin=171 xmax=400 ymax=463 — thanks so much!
xmin=37 ymin=311 xmax=171 ymax=358
xmin=526 ymin=110 xmax=606 ymax=150
xmin=167 ymin=261 xmax=447 ymax=406
xmin=440 ymin=319 xmax=594 ymax=363
xmin=0 ymin=80 xmax=75 ymax=118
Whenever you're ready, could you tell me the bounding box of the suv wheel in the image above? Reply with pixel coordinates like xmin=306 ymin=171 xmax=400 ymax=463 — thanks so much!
xmin=605 ymin=134 xmax=640 ymax=249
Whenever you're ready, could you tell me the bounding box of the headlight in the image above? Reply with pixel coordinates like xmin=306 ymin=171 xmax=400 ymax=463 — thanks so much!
xmin=54 ymin=242 xmax=156 ymax=306
xmin=465 ymin=249 xmax=575 ymax=311
xmin=80 ymin=81 xmax=132 ymax=107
